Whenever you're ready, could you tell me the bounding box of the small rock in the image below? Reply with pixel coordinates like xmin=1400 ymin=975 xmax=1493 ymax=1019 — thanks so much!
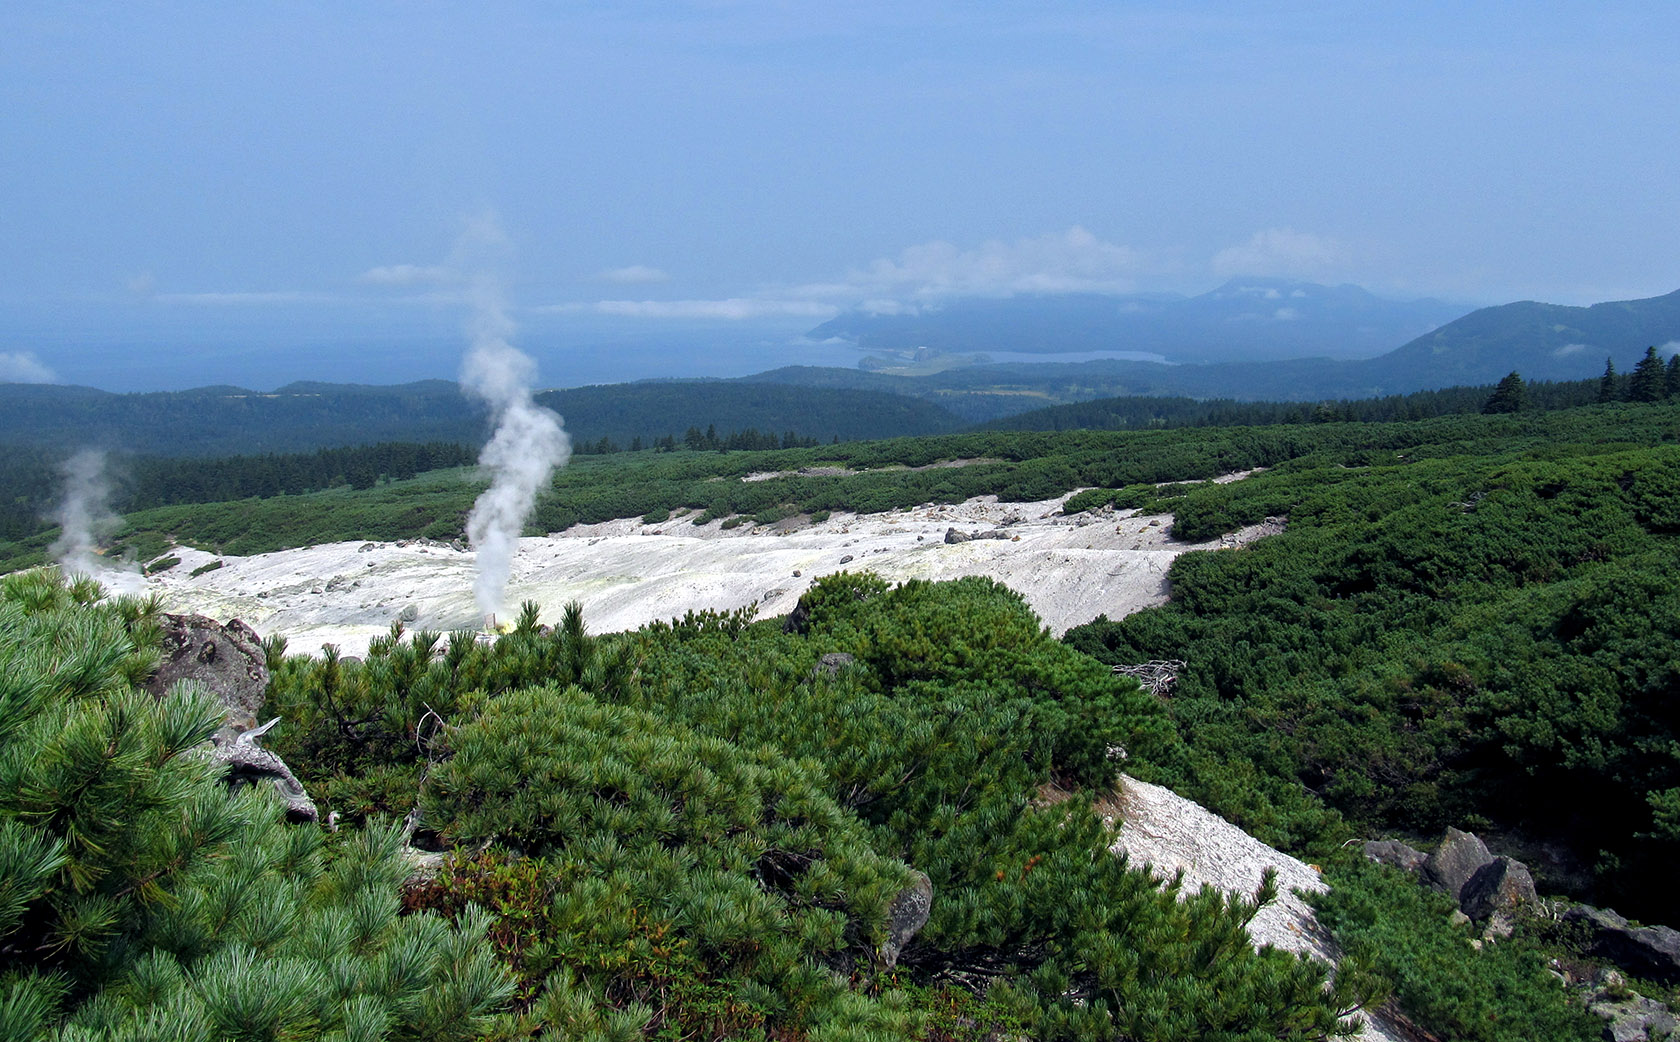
xmin=398 ymin=604 xmax=420 ymax=623
xmin=879 ymin=871 xmax=933 ymax=968
xmin=944 ymin=527 xmax=970 ymax=544
xmin=813 ymin=652 xmax=855 ymax=678
xmin=358 ymin=543 xmax=376 ymax=552
xmin=1364 ymin=839 xmax=1428 ymax=874
xmin=839 ymin=555 xmax=853 ymax=564
xmin=1589 ymin=992 xmax=1678 ymax=1042
xmin=792 ymin=570 xmax=802 ymax=577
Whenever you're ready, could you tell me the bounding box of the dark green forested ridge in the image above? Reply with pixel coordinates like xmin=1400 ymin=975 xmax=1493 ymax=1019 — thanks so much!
xmin=980 ymin=372 xmax=1608 ymax=433
xmin=0 ymin=379 xmax=963 ymax=459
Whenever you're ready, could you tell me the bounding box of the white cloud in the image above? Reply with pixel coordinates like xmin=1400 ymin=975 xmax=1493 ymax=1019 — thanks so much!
xmin=544 ymin=298 xmax=839 ymax=321
xmin=1212 ymin=228 xmax=1347 ymax=279
xmin=1661 ymin=341 xmax=1680 ymax=357
xmin=536 ymin=228 xmax=1151 ymax=322
xmin=358 ymin=263 xmax=452 ymax=286
xmin=156 ymin=291 xmax=335 ymax=305
xmin=802 ymin=226 xmax=1148 ymax=303
xmin=598 ymin=264 xmax=670 ymax=285
xmin=0 ymin=351 xmax=57 ymax=383
xmin=1272 ymin=307 xmax=1298 ymax=321
xmin=1553 ymin=342 xmax=1589 ymax=357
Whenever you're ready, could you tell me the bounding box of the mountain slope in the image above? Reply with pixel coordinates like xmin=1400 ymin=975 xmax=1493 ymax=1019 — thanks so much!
xmin=1366 ymin=287 xmax=1680 ymax=385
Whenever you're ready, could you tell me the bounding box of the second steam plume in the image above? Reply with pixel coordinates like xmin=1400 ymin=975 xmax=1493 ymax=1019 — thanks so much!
xmin=50 ymin=449 xmax=143 ymax=596
xmin=454 ymin=220 xmax=570 ymax=622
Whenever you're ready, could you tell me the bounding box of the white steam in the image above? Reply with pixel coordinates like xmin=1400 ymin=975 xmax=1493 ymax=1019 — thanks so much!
xmin=49 ymin=449 xmax=143 ymax=596
xmin=455 ymin=235 xmax=570 ymax=621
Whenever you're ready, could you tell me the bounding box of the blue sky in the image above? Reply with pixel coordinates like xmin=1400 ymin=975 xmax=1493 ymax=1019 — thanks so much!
xmin=3 ymin=2 xmax=1678 ymax=389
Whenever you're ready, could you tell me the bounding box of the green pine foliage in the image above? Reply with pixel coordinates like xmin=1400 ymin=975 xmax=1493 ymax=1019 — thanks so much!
xmin=255 ymin=577 xmax=1376 ymax=1041
xmin=0 ymin=569 xmax=512 ymax=1041
xmin=1629 ymin=345 xmax=1668 ymax=402
xmin=1481 ymin=371 xmax=1527 ymax=414
xmin=18 ymin=390 xmax=1680 ymax=1038
xmin=1310 ymin=862 xmax=1598 ymax=1041
xmin=418 ymin=684 xmax=912 ymax=1038
xmin=1065 ymin=414 xmax=1680 ymax=919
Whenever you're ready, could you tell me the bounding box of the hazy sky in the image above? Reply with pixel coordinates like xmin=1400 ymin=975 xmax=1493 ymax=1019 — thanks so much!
xmin=4 ymin=2 xmax=1678 ymax=388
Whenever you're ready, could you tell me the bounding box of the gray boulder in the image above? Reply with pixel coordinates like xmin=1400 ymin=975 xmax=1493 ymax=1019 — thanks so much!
xmin=880 ymin=870 xmax=933 ymax=968
xmin=146 ymin=614 xmax=318 ymax=824
xmin=1459 ymin=856 xmax=1537 ymax=935
xmin=813 ymin=652 xmax=856 ymax=678
xmin=1363 ymin=839 xmax=1427 ymax=874
xmin=943 ymin=527 xmax=1009 ymax=544
xmin=1423 ymin=827 xmax=1495 ymax=904
xmin=145 ymin=613 xmax=269 ymax=725
xmin=1589 ymin=990 xmax=1678 ymax=1042
xmin=1565 ymin=906 xmax=1680 ymax=987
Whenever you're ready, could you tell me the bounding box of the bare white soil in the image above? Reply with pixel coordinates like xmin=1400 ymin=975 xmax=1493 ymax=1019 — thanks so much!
xmin=147 ymin=485 xmax=1275 ymax=657
xmin=1109 ymin=776 xmax=1404 ymax=1042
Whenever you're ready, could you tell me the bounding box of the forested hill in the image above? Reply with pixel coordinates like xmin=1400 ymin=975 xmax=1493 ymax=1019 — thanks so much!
xmin=1369 ymin=286 xmax=1680 ymax=385
xmin=978 ymin=374 xmax=1608 ymax=432
xmin=0 ymin=378 xmax=964 ymax=457
xmin=0 ymin=379 xmax=484 ymax=455
xmin=534 ymin=380 xmax=965 ymax=448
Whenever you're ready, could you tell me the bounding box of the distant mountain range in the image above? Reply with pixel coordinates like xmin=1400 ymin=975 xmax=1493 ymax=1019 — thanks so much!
xmin=775 ymin=285 xmax=1680 ymax=404
xmin=808 ymin=278 xmax=1469 ymax=364
xmin=4 ymin=285 xmax=1678 ymax=459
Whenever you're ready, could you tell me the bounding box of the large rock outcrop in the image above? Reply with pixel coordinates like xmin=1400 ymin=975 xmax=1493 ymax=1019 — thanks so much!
xmin=146 ymin=613 xmax=318 ymax=823
xmin=1565 ymin=906 xmax=1680 ymax=987
xmin=145 ymin=613 xmax=269 ymax=724
xmin=1421 ymin=827 xmax=1494 ymax=905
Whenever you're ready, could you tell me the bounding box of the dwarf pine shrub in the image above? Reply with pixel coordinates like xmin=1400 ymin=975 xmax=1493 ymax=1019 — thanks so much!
xmin=0 ymin=569 xmax=512 ymax=1041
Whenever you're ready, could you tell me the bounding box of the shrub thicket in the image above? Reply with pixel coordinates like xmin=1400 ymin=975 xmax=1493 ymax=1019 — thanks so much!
xmin=0 ymin=570 xmax=510 ymax=1041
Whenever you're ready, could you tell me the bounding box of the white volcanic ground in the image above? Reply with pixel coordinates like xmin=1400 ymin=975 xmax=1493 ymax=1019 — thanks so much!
xmin=148 ymin=475 xmax=1275 ymax=657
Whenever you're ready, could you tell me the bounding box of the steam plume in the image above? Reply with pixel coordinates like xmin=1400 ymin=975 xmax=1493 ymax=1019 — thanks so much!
xmin=456 ymin=223 xmax=570 ymax=620
xmin=50 ymin=449 xmax=143 ymax=595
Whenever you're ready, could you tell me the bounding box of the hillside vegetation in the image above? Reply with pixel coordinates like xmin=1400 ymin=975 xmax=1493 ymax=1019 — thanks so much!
xmin=12 ymin=393 xmax=1673 ymax=1037
xmin=1066 ymin=429 xmax=1680 ymax=923
xmin=3 ymin=569 xmax=1404 ymax=1041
